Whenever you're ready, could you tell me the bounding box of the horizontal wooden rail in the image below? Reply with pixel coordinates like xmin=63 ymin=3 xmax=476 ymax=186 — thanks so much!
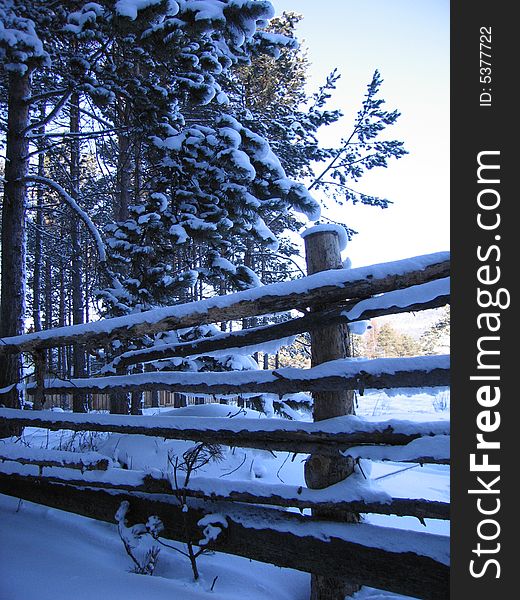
xmin=0 ymin=475 xmax=449 ymax=599
xmin=0 ymin=446 xmax=110 ymax=471
xmin=110 ymin=278 xmax=449 ymax=369
xmin=0 ymin=464 xmax=449 ymax=520
xmin=22 ymin=355 xmax=450 ymax=399
xmin=0 ymin=252 xmax=449 ymax=354
xmin=0 ymin=407 xmax=449 ymax=454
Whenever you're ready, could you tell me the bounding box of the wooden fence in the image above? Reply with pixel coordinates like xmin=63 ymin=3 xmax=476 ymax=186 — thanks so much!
xmin=0 ymin=230 xmax=450 ymax=599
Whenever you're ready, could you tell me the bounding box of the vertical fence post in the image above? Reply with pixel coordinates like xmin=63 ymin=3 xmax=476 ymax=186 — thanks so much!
xmin=304 ymin=227 xmax=360 ymax=600
xmin=110 ymin=363 xmax=130 ymax=415
xmin=33 ymin=350 xmax=46 ymax=411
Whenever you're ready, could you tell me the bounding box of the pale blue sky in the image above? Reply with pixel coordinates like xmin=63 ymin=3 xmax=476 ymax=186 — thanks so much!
xmin=273 ymin=0 xmax=450 ymax=267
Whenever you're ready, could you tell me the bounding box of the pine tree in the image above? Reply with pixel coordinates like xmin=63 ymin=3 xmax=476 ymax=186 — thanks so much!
xmin=309 ymin=69 xmax=408 ymax=209
xmin=357 ymin=321 xmax=422 ymax=358
xmin=0 ymin=1 xmax=51 ymax=412
xmin=420 ymin=306 xmax=450 ymax=355
xmin=1 ymin=2 xmax=409 ymax=424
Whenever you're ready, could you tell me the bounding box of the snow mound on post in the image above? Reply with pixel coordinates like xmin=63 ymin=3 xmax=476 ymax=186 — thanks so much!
xmin=301 ymin=224 xmax=349 ymax=251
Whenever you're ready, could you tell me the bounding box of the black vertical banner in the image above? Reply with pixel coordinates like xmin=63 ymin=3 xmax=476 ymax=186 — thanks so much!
xmin=451 ymin=1 xmax=514 ymax=598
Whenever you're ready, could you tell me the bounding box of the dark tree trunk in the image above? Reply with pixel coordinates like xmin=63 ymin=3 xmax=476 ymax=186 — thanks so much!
xmin=145 ymin=364 xmax=159 ymax=408
xmin=130 ymin=392 xmax=143 ymax=415
xmin=116 ymin=130 xmax=131 ymax=221
xmin=84 ymin=246 xmax=91 ymax=380
xmin=173 ymin=393 xmax=187 ymax=408
xmin=133 ymin=137 xmax=142 ymax=205
xmin=69 ymin=92 xmax=87 ymax=412
xmin=110 ymin=364 xmax=130 ymax=415
xmin=149 ymin=390 xmax=159 ymax=409
xmin=30 ymin=111 xmax=47 ymax=410
xmin=115 ymin=98 xmax=132 ymax=222
xmin=110 ymin=393 xmax=130 ymax=415
xmin=32 ymin=108 xmax=46 ymax=334
xmin=58 ymin=257 xmax=69 ymax=410
xmin=0 ymin=71 xmax=31 ymax=433
xmin=32 ymin=190 xmax=43 ymax=331
xmin=130 ymin=365 xmax=143 ymax=415
xmin=109 ymin=98 xmax=132 ymax=416
xmin=44 ymin=256 xmax=53 ymax=373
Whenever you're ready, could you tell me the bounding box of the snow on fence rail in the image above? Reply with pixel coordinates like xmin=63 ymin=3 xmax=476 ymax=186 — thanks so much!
xmin=0 ymin=446 xmax=111 ymax=471
xmin=0 ymin=461 xmax=449 ymax=520
xmin=0 ymin=251 xmax=449 ymax=353
xmin=21 ymin=355 xmax=449 ymax=398
xmin=109 ymin=277 xmax=450 ymax=370
xmin=0 ymin=407 xmax=450 ymax=455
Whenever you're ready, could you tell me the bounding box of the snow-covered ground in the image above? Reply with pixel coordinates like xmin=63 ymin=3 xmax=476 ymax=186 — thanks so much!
xmin=0 ymin=390 xmax=449 ymax=600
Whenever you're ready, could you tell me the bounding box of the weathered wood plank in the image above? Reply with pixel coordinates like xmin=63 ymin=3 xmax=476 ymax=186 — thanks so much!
xmin=111 ymin=289 xmax=449 ymax=369
xmin=0 ymin=447 xmax=110 ymax=471
xmin=0 ymin=475 xmax=449 ymax=599
xmin=0 ymin=467 xmax=449 ymax=520
xmin=0 ymin=408 xmax=450 ymax=455
xmin=0 ymin=253 xmax=449 ymax=354
xmin=21 ymin=356 xmax=450 ymax=398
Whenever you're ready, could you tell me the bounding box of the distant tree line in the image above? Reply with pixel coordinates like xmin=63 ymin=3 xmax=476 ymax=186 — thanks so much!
xmin=353 ymin=307 xmax=450 ymax=358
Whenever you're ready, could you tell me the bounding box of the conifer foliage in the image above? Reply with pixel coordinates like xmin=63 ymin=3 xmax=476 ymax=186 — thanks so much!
xmin=0 ymin=0 xmax=406 ymax=413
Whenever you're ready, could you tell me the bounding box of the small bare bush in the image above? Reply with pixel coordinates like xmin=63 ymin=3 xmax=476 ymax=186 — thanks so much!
xmin=115 ymin=501 xmax=163 ymax=575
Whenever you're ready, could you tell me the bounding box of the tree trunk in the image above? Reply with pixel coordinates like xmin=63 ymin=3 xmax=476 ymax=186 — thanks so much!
xmin=116 ymin=130 xmax=131 ymax=221
xmin=0 ymin=71 xmax=31 ymax=434
xmin=149 ymin=390 xmax=159 ymax=409
xmin=58 ymin=258 xmax=69 ymax=410
xmin=133 ymin=137 xmax=142 ymax=205
xmin=115 ymin=101 xmax=132 ymax=221
xmin=110 ymin=392 xmax=130 ymax=415
xmin=44 ymin=256 xmax=53 ymax=374
xmin=69 ymin=92 xmax=87 ymax=412
xmin=108 ymin=98 xmax=132 ymax=415
xmin=130 ymin=365 xmax=143 ymax=415
xmin=32 ymin=108 xmax=45 ymax=334
xmin=173 ymin=393 xmax=187 ymax=408
xmin=146 ymin=367 xmax=159 ymax=410
xmin=303 ymin=229 xmax=360 ymax=600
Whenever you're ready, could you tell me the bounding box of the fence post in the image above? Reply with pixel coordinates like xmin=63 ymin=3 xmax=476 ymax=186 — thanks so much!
xmin=33 ymin=350 xmax=46 ymax=411
xmin=110 ymin=364 xmax=130 ymax=414
xmin=303 ymin=227 xmax=360 ymax=600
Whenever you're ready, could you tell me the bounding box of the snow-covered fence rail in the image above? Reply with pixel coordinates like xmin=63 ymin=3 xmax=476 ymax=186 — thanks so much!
xmin=0 ymin=251 xmax=449 ymax=354
xmin=109 ymin=277 xmax=450 ymax=370
xmin=0 ymin=475 xmax=449 ymax=599
xmin=0 ymin=464 xmax=449 ymax=520
xmin=0 ymin=446 xmax=111 ymax=471
xmin=0 ymin=408 xmax=450 ymax=456
xmin=21 ymin=355 xmax=449 ymax=399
